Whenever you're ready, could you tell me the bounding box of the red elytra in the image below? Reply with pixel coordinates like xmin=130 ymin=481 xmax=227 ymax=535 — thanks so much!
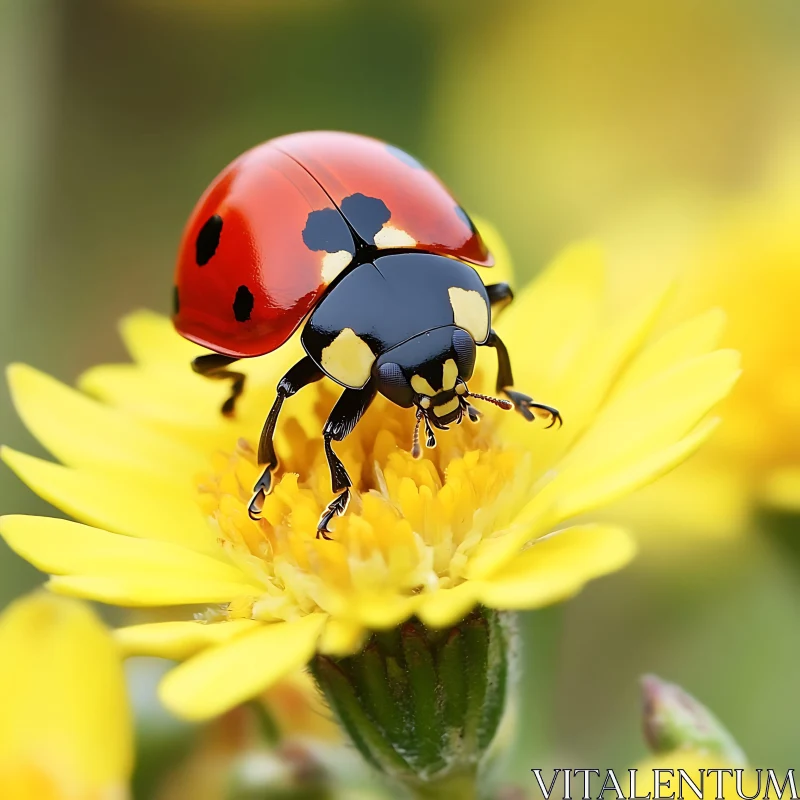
xmin=173 ymin=131 xmax=493 ymax=358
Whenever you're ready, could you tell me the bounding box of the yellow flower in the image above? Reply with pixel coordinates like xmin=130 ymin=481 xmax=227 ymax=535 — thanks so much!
xmin=0 ymin=235 xmax=738 ymax=722
xmin=681 ymin=187 xmax=800 ymax=515
xmin=0 ymin=592 xmax=133 ymax=799
xmin=632 ymin=753 xmax=761 ymax=800
xmin=600 ymin=168 xmax=800 ymax=538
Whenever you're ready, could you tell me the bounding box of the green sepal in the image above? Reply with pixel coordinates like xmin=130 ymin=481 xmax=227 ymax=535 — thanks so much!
xmin=401 ymin=622 xmax=447 ymax=775
xmin=311 ymin=607 xmax=512 ymax=793
xmin=438 ymin=627 xmax=467 ymax=741
xmin=479 ymin=609 xmax=509 ymax=752
xmin=310 ymin=655 xmax=411 ymax=775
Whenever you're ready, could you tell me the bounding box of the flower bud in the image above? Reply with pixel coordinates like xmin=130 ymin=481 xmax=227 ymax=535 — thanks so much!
xmin=641 ymin=675 xmax=746 ymax=765
xmin=311 ymin=608 xmax=511 ymax=794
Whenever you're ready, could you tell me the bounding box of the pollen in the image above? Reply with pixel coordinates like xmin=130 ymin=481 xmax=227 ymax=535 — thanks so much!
xmin=197 ymin=382 xmax=525 ymax=625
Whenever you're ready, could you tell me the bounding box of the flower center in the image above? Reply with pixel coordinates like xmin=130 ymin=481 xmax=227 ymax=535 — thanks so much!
xmin=196 ymin=381 xmax=529 ymax=622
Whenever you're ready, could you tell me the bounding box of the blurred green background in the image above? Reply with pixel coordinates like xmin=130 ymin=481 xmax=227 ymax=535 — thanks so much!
xmin=2 ymin=0 xmax=800 ymax=787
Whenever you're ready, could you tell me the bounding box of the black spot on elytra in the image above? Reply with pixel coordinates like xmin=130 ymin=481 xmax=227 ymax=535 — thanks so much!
xmin=172 ymin=285 xmax=180 ymax=315
xmin=386 ymin=144 xmax=425 ymax=170
xmin=302 ymin=208 xmax=355 ymax=254
xmin=233 ymin=285 xmax=254 ymax=322
xmin=455 ymin=205 xmax=478 ymax=235
xmin=196 ymin=214 xmax=223 ymax=266
xmin=340 ymin=193 xmax=391 ymax=244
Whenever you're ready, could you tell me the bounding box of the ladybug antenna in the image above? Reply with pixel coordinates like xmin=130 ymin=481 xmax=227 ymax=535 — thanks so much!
xmin=411 ymin=409 xmax=423 ymax=459
xmin=467 ymin=391 xmax=514 ymax=411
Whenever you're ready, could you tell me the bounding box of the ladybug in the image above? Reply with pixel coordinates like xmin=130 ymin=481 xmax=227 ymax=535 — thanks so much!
xmin=173 ymin=131 xmax=561 ymax=538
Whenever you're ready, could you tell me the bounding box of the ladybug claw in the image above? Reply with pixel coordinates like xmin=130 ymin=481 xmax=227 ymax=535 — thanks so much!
xmin=317 ymin=489 xmax=350 ymax=539
xmin=248 ymin=470 xmax=274 ymax=520
xmin=503 ymin=390 xmax=563 ymax=429
xmin=544 ymin=410 xmax=563 ymax=429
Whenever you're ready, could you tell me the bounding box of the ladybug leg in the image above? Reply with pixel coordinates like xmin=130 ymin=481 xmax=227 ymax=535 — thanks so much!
xmin=483 ymin=329 xmax=563 ymax=428
xmin=485 ymin=282 xmax=514 ymax=314
xmin=192 ymin=354 xmax=247 ymax=417
xmin=248 ymin=356 xmax=324 ymax=521
xmin=317 ymin=380 xmax=378 ymax=540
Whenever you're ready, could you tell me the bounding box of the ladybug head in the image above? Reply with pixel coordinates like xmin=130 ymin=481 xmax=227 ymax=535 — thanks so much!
xmin=374 ymin=326 xmax=478 ymax=439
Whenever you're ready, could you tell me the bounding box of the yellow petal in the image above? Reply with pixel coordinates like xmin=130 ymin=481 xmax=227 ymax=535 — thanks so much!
xmin=2 ymin=448 xmax=218 ymax=554
xmin=79 ymin=363 xmax=223 ymax=425
xmin=0 ymin=593 xmax=132 ymax=794
xmin=7 ymin=363 xmax=203 ymax=477
xmin=478 ymin=524 xmax=636 ymax=609
xmin=465 ymin=517 xmax=557 ymax=582
xmin=78 ymin=363 xmax=256 ymax=460
xmin=48 ymin=575 xmax=261 ymax=607
xmin=317 ymin=617 xmax=367 ymax=657
xmin=553 ymin=350 xmax=740 ymax=495
xmin=470 ymin=417 xmax=721 ymax=579
xmin=0 ymin=516 xmax=260 ymax=604
xmin=612 ymin=309 xmax=726 ymax=395
xmin=497 ymin=241 xmax=605 ymax=395
xmin=554 ymin=278 xmax=672 ymax=432
xmin=354 ymin=594 xmax=420 ymax=630
xmin=159 ymin=614 xmax=327 ymax=721
xmin=551 ymin=417 xmax=722 ymax=523
xmin=416 ymin=581 xmax=480 ymax=628
xmin=120 ymin=309 xmax=204 ymax=365
xmin=115 ymin=620 xmax=261 ymax=659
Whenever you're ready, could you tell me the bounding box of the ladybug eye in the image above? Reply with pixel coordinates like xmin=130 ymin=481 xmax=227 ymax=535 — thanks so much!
xmin=376 ymin=361 xmax=413 ymax=408
xmin=377 ymin=361 xmax=406 ymax=389
xmin=196 ymin=214 xmax=223 ymax=266
xmin=452 ymin=328 xmax=476 ymax=380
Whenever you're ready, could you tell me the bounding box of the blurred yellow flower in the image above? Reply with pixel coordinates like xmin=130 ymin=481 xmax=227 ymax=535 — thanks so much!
xmin=686 ymin=189 xmax=800 ymax=515
xmin=0 ymin=592 xmax=133 ymax=800
xmin=633 ymin=753 xmax=761 ymax=800
xmin=601 ymin=170 xmax=800 ymax=538
xmin=0 ymin=236 xmax=738 ymax=722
